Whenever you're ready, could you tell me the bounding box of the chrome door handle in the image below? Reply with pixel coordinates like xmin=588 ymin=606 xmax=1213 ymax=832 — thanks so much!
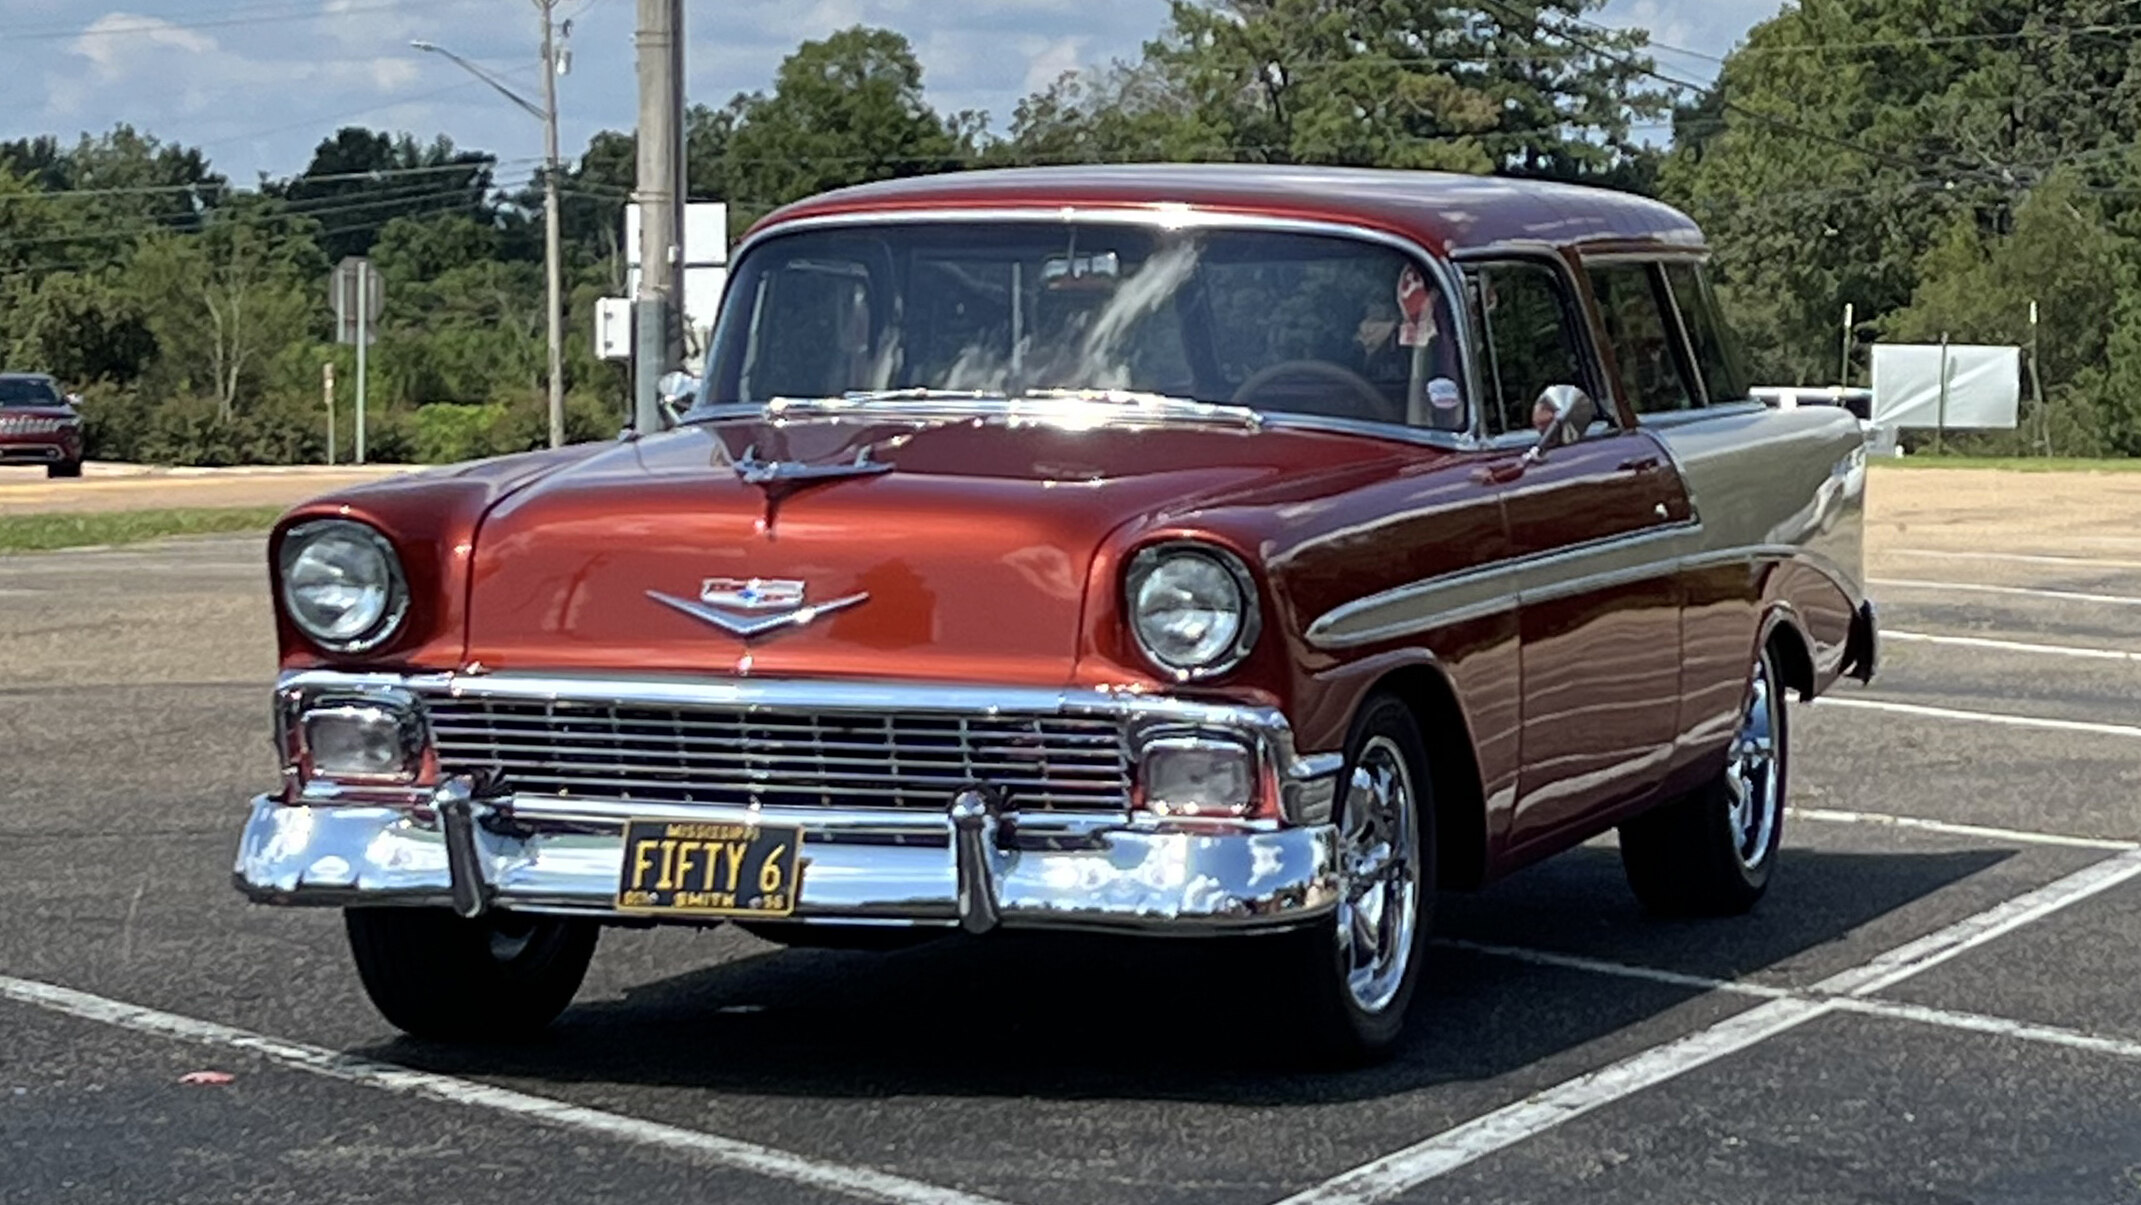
xmin=1618 ymin=456 xmax=1662 ymax=473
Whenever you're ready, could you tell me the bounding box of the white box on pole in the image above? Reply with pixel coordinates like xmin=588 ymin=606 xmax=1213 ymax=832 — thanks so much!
xmin=595 ymin=297 xmax=634 ymax=362
xmin=1871 ymin=344 xmax=2021 ymax=430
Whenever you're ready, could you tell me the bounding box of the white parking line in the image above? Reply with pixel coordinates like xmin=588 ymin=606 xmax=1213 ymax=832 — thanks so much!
xmin=1442 ymin=941 xmax=2141 ymax=1062
xmin=1886 ymin=629 xmax=2141 ymax=663
xmin=1814 ymin=696 xmax=2141 ymax=740
xmin=1870 ymin=577 xmax=2141 ymax=606
xmin=1889 ymin=548 xmax=2141 ymax=570
xmin=1274 ymin=847 xmax=2141 ymax=1205
xmin=0 ymin=976 xmax=1010 ymax=1205
xmin=1789 ymin=807 xmax=2139 ymax=851
xmin=1830 ymin=998 xmax=2141 ymax=1061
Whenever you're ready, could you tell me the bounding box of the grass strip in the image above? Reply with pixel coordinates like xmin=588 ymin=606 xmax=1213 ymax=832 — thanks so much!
xmin=0 ymin=506 xmax=284 ymax=553
xmin=1873 ymin=456 xmax=2141 ymax=472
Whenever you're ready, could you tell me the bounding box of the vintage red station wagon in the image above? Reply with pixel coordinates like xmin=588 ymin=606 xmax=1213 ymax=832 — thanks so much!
xmin=235 ymin=166 xmax=1876 ymax=1060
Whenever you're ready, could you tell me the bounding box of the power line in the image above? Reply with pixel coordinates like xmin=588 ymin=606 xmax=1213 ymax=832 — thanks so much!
xmin=1726 ymin=21 xmax=2141 ymax=58
xmin=1475 ymin=0 xmax=2020 ymax=192
xmin=0 ymin=158 xmax=540 ymax=204
xmin=6 ymin=0 xmax=495 ymax=43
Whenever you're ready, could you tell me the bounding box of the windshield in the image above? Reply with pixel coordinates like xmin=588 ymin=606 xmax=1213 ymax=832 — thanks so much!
xmin=0 ymin=378 xmax=61 ymax=408
xmin=703 ymin=222 xmax=1467 ymax=431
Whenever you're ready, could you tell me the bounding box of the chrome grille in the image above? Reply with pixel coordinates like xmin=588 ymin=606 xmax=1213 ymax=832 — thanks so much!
xmin=419 ymin=692 xmax=1133 ymax=812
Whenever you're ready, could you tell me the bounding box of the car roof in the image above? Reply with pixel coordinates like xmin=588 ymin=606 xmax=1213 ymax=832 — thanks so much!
xmin=751 ymin=164 xmax=1705 ymax=257
xmin=0 ymin=373 xmax=56 ymax=382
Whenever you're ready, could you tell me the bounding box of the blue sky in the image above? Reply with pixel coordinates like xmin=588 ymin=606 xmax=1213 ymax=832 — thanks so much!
xmin=0 ymin=0 xmax=1782 ymax=185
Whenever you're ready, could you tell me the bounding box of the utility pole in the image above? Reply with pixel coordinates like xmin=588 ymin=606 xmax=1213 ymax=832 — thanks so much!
xmin=411 ymin=28 xmax=568 ymax=447
xmin=323 ymin=362 xmax=336 ymax=467
xmin=538 ymin=0 xmax=566 ymax=449
xmin=356 ymin=259 xmax=370 ymax=466
xmin=2028 ymin=299 xmax=2050 ymax=457
xmin=633 ymin=0 xmax=685 ymax=435
xmin=1839 ymin=302 xmax=1854 ymax=386
xmin=1933 ymin=331 xmax=1950 ymax=457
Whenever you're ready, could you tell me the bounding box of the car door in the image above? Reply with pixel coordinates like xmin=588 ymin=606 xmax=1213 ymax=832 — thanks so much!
xmin=1463 ymin=257 xmax=1692 ymax=854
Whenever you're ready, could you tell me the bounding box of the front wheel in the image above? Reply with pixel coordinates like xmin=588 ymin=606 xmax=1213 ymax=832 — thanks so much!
xmin=1620 ymin=642 xmax=1789 ymax=916
xmin=1277 ymin=693 xmax=1435 ymax=1064
xmin=344 ymin=908 xmax=599 ymax=1041
xmin=46 ymin=460 xmax=81 ymax=479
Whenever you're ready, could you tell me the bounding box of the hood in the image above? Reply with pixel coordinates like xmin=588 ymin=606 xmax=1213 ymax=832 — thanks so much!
xmin=463 ymin=415 xmax=1406 ymax=686
xmin=0 ymin=404 xmax=76 ymax=427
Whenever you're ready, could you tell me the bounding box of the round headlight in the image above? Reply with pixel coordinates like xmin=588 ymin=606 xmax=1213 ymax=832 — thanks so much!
xmin=279 ymin=520 xmax=408 ymax=652
xmin=1126 ymin=545 xmax=1261 ymax=678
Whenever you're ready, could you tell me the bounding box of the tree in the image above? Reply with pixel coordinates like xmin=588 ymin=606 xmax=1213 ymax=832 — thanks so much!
xmin=129 ymin=195 xmax=324 ymax=419
xmin=1660 ymin=0 xmax=2141 ymax=385
xmin=722 ymin=28 xmax=973 ymax=220
xmin=276 ymin=128 xmax=499 ymax=263
xmin=994 ymin=2 xmax=1665 ymax=178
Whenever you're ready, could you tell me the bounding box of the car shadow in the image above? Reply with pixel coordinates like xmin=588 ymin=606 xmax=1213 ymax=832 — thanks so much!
xmin=369 ymin=845 xmax=2010 ymax=1106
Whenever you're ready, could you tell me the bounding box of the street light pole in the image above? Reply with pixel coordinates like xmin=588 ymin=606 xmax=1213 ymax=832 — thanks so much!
xmin=410 ymin=26 xmax=567 ymax=450
xmin=538 ymin=1 xmax=565 ymax=449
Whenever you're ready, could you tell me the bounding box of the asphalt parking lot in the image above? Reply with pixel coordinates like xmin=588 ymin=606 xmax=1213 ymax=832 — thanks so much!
xmin=7 ymin=472 xmax=2141 ymax=1204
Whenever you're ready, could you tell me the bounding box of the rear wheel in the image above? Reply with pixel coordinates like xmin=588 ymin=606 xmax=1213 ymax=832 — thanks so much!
xmin=1620 ymin=642 xmax=1788 ymax=916
xmin=46 ymin=460 xmax=81 ymax=479
xmin=1276 ymin=693 xmax=1435 ymax=1064
xmin=344 ymin=908 xmax=598 ymax=1040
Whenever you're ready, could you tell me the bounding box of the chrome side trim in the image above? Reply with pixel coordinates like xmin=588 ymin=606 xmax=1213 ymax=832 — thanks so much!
xmin=1307 ymin=524 xmax=1696 ymax=651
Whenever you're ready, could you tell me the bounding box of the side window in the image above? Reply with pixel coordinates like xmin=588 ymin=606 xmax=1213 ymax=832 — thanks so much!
xmin=1467 ymin=261 xmax=1594 ymax=437
xmin=1587 ymin=263 xmax=1699 ymax=416
xmin=1662 ymin=262 xmax=1751 ymax=405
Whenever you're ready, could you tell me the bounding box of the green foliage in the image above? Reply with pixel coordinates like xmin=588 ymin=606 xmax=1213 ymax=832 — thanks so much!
xmin=0 ymin=507 xmax=286 ymax=554
xmin=275 ymin=128 xmax=496 ymax=264
xmin=20 ymin=8 xmax=2141 ymax=468
xmin=410 ymin=402 xmax=511 ymax=463
xmin=993 ymin=1 xmax=1665 ymax=179
xmin=722 ymin=27 xmax=975 ymax=220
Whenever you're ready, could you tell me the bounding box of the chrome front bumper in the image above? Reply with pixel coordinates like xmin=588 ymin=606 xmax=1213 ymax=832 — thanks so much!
xmin=235 ymin=794 xmax=1339 ymax=933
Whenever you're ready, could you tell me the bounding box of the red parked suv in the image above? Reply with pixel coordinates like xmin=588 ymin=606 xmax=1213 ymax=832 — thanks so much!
xmin=0 ymin=374 xmax=85 ymax=478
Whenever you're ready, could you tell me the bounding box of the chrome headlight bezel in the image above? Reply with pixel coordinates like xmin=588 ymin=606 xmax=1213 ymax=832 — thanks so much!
xmin=1124 ymin=542 xmax=1263 ymax=681
xmin=278 ymin=519 xmax=410 ymax=654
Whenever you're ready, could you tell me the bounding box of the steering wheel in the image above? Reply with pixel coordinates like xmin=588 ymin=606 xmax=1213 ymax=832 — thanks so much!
xmin=1229 ymin=359 xmax=1394 ymax=423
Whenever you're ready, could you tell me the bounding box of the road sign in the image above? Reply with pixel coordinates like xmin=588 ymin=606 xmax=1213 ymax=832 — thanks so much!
xmin=331 ymin=257 xmax=385 ymax=346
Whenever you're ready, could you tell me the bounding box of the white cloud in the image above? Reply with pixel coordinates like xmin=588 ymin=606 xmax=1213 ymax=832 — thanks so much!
xmin=1022 ymin=35 xmax=1089 ymax=95
xmin=0 ymin=0 xmax=1782 ymax=182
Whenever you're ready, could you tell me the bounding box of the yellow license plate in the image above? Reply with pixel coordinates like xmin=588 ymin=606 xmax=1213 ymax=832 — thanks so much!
xmin=615 ymin=819 xmax=802 ymax=917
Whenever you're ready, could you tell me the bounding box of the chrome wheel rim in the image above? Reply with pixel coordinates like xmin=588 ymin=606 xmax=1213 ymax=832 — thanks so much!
xmin=1726 ymin=657 xmax=1783 ymax=871
xmin=1334 ymin=735 xmax=1421 ymax=1015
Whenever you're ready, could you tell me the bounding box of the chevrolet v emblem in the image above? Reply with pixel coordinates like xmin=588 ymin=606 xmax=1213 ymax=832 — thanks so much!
xmin=646 ymin=578 xmax=868 ymax=640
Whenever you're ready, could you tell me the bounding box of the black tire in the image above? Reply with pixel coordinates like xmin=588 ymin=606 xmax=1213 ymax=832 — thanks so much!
xmin=1276 ymin=693 xmax=1436 ymax=1065
xmin=46 ymin=460 xmax=81 ymax=479
xmin=344 ymin=908 xmax=599 ymax=1040
xmin=1620 ymin=642 xmax=1789 ymax=917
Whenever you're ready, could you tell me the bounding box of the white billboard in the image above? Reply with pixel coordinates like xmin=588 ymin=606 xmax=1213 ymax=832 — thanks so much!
xmin=1870 ymin=343 xmax=2020 ymax=430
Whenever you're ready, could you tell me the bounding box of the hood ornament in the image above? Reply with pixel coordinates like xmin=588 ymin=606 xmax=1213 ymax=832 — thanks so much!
xmin=732 ymin=445 xmax=893 ymax=488
xmin=647 ymin=577 xmax=868 ymax=641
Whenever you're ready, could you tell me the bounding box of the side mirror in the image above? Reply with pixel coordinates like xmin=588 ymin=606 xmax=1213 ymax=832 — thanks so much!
xmin=657 ymin=371 xmax=700 ymax=407
xmin=1525 ymin=385 xmax=1597 ymax=463
xmin=64 ymin=393 xmax=83 ymax=407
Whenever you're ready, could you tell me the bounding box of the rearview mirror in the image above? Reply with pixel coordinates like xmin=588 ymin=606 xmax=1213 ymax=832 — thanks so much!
xmin=1525 ymin=385 xmax=1597 ymax=464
